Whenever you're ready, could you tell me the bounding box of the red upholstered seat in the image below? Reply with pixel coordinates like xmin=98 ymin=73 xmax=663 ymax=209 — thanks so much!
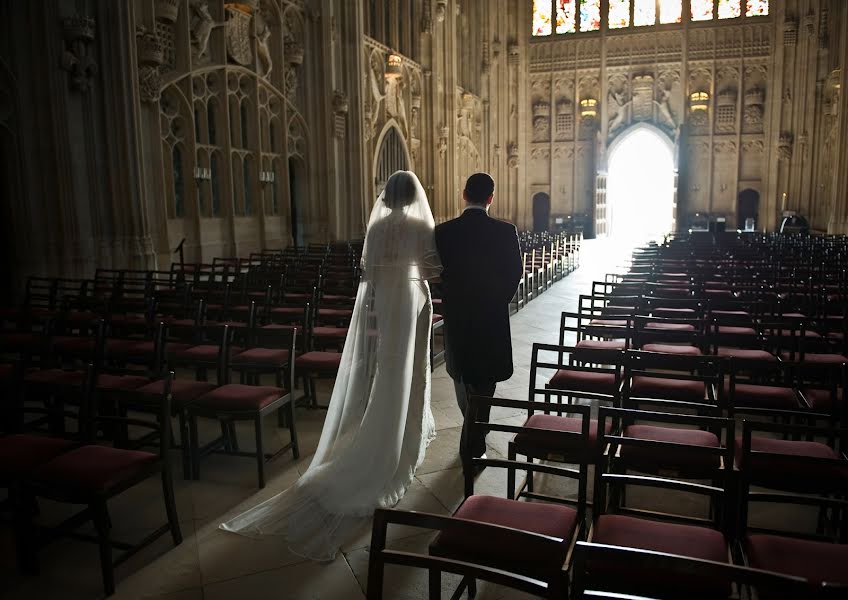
xmin=162 ymin=318 xmax=196 ymax=327
xmin=629 ymin=376 xmax=705 ymax=402
xmin=168 ymin=344 xmax=241 ymax=362
xmin=640 ymin=343 xmax=702 ymax=356
xmin=284 ymin=293 xmax=310 ymax=300
xmin=513 ymin=414 xmax=610 ymax=460
xmin=108 ymin=314 xmax=148 ymax=327
xmin=590 ymin=514 xmax=729 ymax=597
xmin=312 ymin=326 xmax=349 ymax=338
xmin=589 ymin=319 xmax=628 ymax=328
xmin=295 ymin=351 xmax=342 ymax=371
xmin=704 ymin=289 xmax=733 ymax=297
xmin=548 ymin=370 xmax=618 ymax=395
xmin=711 ymin=310 xmax=749 ymax=317
xmin=0 ymin=363 xmax=14 ymax=381
xmin=593 ymin=514 xmax=727 ymax=562
xmin=95 ymin=374 xmax=150 ymax=391
xmin=31 ymin=445 xmax=158 ymax=494
xmin=795 ymin=352 xmax=848 ymax=365
xmin=576 ymin=339 xmax=626 ymax=351
xmin=715 ymin=347 xmax=775 ymax=361
xmin=0 ymin=435 xmax=78 ymax=478
xmin=801 ymin=387 xmax=842 ymax=411
xmin=105 ymin=339 xmax=150 ymax=358
xmin=744 ymin=535 xmax=848 ymax=590
xmin=318 ymin=308 xmax=353 ymax=319
xmin=261 ymin=323 xmax=296 ymax=331
xmin=432 ymin=314 xmax=443 ymax=324
xmin=0 ymin=332 xmax=43 ymax=352
xmin=194 ymin=384 xmax=285 ymax=411
xmin=735 ymin=437 xmax=848 ymax=493
xmin=65 ymin=311 xmax=98 ymax=324
xmin=52 ymin=336 xmax=96 ymax=355
xmin=431 ymin=495 xmax=577 ymax=570
xmin=24 ymin=368 xmax=85 ymax=387
xmin=644 ymin=322 xmax=695 ymax=332
xmin=725 ymin=382 xmax=799 ymax=409
xmin=322 ymin=294 xmax=356 ymax=302
xmin=717 ymin=325 xmax=756 ymax=335
xmin=231 ymin=348 xmax=291 ymax=366
xmin=271 ymin=307 xmax=305 ymax=315
xmin=137 ymin=379 xmax=216 ymax=409
xmin=620 ymin=425 xmax=721 ymax=474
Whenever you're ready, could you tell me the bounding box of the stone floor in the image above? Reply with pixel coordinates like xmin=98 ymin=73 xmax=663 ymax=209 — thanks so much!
xmin=1 ymin=239 xmax=811 ymax=599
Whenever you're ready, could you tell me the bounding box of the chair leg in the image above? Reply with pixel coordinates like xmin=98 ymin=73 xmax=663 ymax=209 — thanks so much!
xmin=255 ymin=415 xmax=266 ymax=488
xmin=188 ymin=414 xmax=200 ymax=481
xmin=227 ymin=421 xmax=240 ymax=452
xmin=92 ymin=500 xmax=115 ymax=597
xmin=178 ymin=412 xmax=191 ymax=480
xmin=289 ymin=399 xmax=300 ymax=459
xmin=467 ymin=577 xmax=477 ymax=598
xmin=507 ymin=445 xmax=516 ymax=500
xmin=428 ymin=568 xmax=440 ymax=600
xmin=161 ymin=469 xmax=183 ymax=546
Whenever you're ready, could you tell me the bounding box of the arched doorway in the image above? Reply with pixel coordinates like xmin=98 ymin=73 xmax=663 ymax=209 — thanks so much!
xmin=374 ymin=124 xmax=409 ymax=195
xmin=532 ymin=192 xmax=551 ymax=232
xmin=605 ymin=125 xmax=675 ymax=243
xmin=288 ymin=157 xmax=307 ymax=248
xmin=737 ymin=189 xmax=759 ymax=231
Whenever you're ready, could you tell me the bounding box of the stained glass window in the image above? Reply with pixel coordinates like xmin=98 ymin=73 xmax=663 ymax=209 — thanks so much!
xmin=608 ymin=0 xmax=630 ymax=29
xmin=659 ymin=0 xmax=682 ymax=24
xmin=556 ymin=0 xmax=576 ymax=34
xmin=691 ymin=0 xmax=714 ymax=21
xmin=579 ymin=0 xmax=601 ymax=32
xmin=746 ymin=0 xmax=768 ymax=17
xmin=634 ymin=0 xmax=656 ymax=26
xmin=532 ymin=0 xmax=553 ymax=36
xmin=718 ymin=0 xmax=741 ymax=19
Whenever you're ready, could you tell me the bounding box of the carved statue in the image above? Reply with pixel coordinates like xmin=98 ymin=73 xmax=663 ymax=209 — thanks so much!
xmin=254 ymin=8 xmax=272 ymax=77
xmin=367 ymin=57 xmax=386 ymax=135
xmin=654 ymin=88 xmax=676 ymax=130
xmin=386 ymin=76 xmax=408 ymax=133
xmin=190 ymin=1 xmax=222 ymax=58
xmin=608 ymin=88 xmax=630 ymax=133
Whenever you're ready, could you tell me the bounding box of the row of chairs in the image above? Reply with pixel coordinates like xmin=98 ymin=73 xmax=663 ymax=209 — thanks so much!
xmin=513 ymin=232 xmax=582 ymax=311
xmin=368 ymin=390 xmax=848 ymax=599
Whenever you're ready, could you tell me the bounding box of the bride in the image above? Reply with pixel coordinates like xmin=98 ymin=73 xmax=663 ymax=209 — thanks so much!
xmin=220 ymin=170 xmax=440 ymax=561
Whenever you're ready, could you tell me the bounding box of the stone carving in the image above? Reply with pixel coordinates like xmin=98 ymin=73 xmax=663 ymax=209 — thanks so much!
xmin=386 ymin=76 xmax=407 ymax=135
xmin=804 ymin=8 xmax=816 ymax=36
xmin=155 ymin=0 xmax=180 ymax=23
xmin=555 ymin=99 xmax=574 ymax=141
xmin=435 ymin=0 xmax=447 ymax=22
xmin=531 ymin=147 xmax=550 ymax=161
xmin=438 ymin=125 xmax=448 ymax=158
xmin=254 ymin=6 xmax=273 ymax=77
xmin=507 ymin=142 xmax=519 ymax=168
xmin=421 ymin=0 xmax=432 ymax=34
xmin=778 ymin=132 xmax=793 ymax=161
xmin=482 ymin=41 xmax=490 ymax=74
xmin=743 ymin=88 xmax=765 ymax=131
xmin=714 ymin=140 xmax=737 ymax=155
xmin=60 ymin=14 xmax=98 ymax=93
xmin=190 ymin=1 xmax=222 ymax=59
xmin=631 ymin=75 xmax=654 ymax=122
xmin=715 ymin=88 xmax=737 ymax=133
xmin=607 ymin=74 xmax=630 ymax=135
xmin=508 ymin=41 xmax=519 ymax=65
xmin=783 ymin=16 xmax=797 ymax=46
xmin=532 ymin=101 xmax=550 ymax=142
xmin=742 ymin=140 xmax=764 ymax=153
xmin=139 ymin=66 xmax=162 ymax=103
xmin=225 ymin=3 xmax=254 ymax=65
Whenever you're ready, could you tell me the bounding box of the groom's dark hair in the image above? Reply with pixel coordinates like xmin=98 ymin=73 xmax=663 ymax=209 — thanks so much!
xmin=464 ymin=173 xmax=495 ymax=205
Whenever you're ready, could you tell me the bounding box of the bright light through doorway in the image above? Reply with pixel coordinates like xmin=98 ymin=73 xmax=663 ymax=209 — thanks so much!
xmin=607 ymin=128 xmax=675 ymax=244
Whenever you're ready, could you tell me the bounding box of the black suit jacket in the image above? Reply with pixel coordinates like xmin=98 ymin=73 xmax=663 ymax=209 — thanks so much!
xmin=434 ymin=209 xmax=523 ymax=384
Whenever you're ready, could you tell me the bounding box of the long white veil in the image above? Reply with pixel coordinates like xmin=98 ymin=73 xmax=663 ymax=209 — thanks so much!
xmin=220 ymin=171 xmax=439 ymax=561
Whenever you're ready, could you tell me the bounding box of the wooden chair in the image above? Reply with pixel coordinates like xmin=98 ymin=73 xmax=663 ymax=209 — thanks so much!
xmin=17 ymin=369 xmax=182 ymax=596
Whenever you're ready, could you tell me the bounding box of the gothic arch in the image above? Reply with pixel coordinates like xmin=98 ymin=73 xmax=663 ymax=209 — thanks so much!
xmin=373 ymin=120 xmax=411 ymax=196
xmin=604 ymin=122 xmax=677 ymax=171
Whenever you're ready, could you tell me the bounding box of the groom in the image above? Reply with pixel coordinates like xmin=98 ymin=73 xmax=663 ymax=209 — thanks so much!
xmin=434 ymin=173 xmax=523 ymax=468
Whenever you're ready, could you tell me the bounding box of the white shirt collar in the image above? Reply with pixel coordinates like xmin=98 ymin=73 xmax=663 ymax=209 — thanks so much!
xmin=463 ymin=204 xmax=489 ymax=214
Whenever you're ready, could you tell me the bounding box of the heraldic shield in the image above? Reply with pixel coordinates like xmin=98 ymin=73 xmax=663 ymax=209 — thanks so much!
xmin=225 ymin=4 xmax=254 ymax=66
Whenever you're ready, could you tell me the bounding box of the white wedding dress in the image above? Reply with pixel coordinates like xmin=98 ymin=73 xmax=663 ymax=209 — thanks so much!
xmin=220 ymin=171 xmax=440 ymax=561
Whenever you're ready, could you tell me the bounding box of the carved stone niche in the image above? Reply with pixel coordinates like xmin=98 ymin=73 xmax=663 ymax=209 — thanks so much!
xmin=778 ymin=132 xmax=793 ymax=161
xmin=715 ymin=88 xmax=737 ymax=133
xmin=507 ymin=41 xmax=520 ymax=66
xmin=555 ymin=99 xmax=574 ymax=140
xmin=743 ymin=88 xmax=765 ymax=131
xmin=61 ymin=14 xmax=98 ymax=93
xmin=532 ymin=101 xmax=551 ymax=142
xmin=784 ymin=17 xmax=798 ymax=46
xmin=507 ymin=142 xmax=519 ymax=168
xmin=155 ymin=0 xmax=180 ymax=23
